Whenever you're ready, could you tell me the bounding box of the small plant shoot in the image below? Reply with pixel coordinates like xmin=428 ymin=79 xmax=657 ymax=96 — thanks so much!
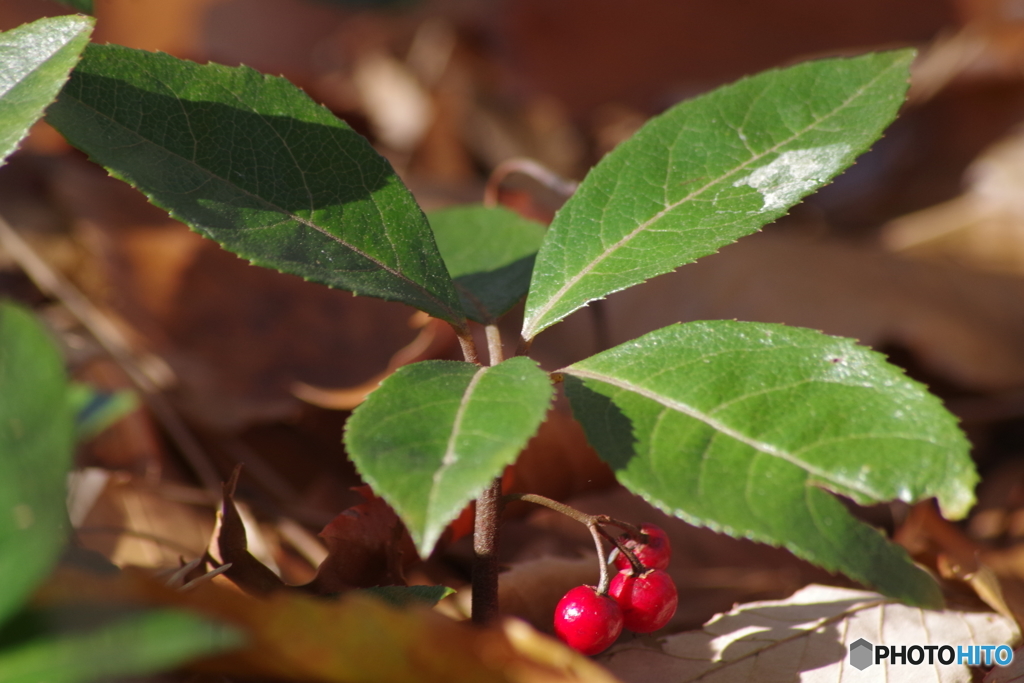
xmin=0 ymin=10 xmax=979 ymax=667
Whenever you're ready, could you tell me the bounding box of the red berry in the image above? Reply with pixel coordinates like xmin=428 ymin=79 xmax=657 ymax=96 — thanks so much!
xmin=613 ymin=523 xmax=671 ymax=571
xmin=609 ymin=568 xmax=678 ymax=633
xmin=553 ymin=585 xmax=624 ymax=655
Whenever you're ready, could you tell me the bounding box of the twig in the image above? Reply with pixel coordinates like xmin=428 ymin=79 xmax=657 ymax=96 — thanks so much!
xmin=483 ymin=158 xmax=578 ymax=208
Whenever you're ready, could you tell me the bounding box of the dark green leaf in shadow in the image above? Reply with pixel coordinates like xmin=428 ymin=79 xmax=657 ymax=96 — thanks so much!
xmin=46 ymin=44 xmax=466 ymax=329
xmin=563 ymin=321 xmax=976 ymax=607
xmin=345 ymin=358 xmax=553 ymax=557
xmin=363 ymin=585 xmax=455 ymax=608
xmin=53 ymin=1 xmax=94 ymax=14
xmin=0 ymin=15 xmax=93 ymax=165
xmin=429 ymin=205 xmax=546 ymax=323
xmin=522 ymin=50 xmax=915 ymax=340
xmin=0 ymin=303 xmax=75 ymax=625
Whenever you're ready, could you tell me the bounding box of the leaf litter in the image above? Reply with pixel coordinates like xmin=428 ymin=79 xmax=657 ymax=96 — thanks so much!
xmin=8 ymin=0 xmax=1024 ymax=681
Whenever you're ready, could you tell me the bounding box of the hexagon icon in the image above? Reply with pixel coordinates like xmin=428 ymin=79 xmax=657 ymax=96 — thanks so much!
xmin=850 ymin=638 xmax=873 ymax=670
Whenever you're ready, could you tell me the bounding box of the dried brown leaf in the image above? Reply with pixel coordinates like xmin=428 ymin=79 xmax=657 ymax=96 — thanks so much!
xmin=601 ymin=584 xmax=1017 ymax=683
xmin=308 ymin=485 xmax=417 ymax=593
xmin=214 ymin=466 xmax=285 ymax=595
xmin=534 ymin=232 xmax=1024 ymax=392
xmin=883 ymin=129 xmax=1024 ymax=277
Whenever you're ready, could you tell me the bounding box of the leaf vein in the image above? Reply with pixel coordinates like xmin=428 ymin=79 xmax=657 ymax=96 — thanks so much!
xmin=60 ymin=90 xmax=464 ymax=326
xmin=525 ymin=62 xmax=902 ymax=338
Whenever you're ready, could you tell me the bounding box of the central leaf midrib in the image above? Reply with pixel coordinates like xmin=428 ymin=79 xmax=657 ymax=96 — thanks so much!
xmin=703 ymin=594 xmax=889 ymax=677
xmin=427 ymin=365 xmax=488 ymax=521
xmin=565 ymin=366 xmax=882 ymax=498
xmin=524 ymin=63 xmax=899 ymax=339
xmin=60 ymin=89 xmax=464 ymax=325
xmin=2 ymin=41 xmax=69 ymax=100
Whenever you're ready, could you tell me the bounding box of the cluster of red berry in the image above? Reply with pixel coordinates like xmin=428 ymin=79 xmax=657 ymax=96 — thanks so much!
xmin=553 ymin=523 xmax=678 ymax=655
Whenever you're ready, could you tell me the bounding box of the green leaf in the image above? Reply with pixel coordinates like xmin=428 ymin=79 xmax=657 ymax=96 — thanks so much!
xmin=46 ymin=44 xmax=467 ymax=329
xmin=429 ymin=205 xmax=546 ymax=323
xmin=53 ymin=0 xmax=94 ymax=14
xmin=0 ymin=608 xmax=243 ymax=683
xmin=67 ymin=383 xmax=137 ymax=442
xmin=522 ymin=50 xmax=914 ymax=340
xmin=363 ymin=585 xmax=455 ymax=608
xmin=0 ymin=304 xmax=75 ymax=625
xmin=0 ymin=15 xmax=93 ymax=166
xmin=562 ymin=321 xmax=976 ymax=607
xmin=345 ymin=358 xmax=553 ymax=557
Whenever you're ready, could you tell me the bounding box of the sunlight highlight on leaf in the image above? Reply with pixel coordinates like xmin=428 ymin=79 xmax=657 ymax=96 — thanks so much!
xmin=563 ymin=321 xmax=975 ymax=606
xmin=345 ymin=358 xmax=553 ymax=557
xmin=522 ymin=50 xmax=914 ymax=340
xmin=0 ymin=15 xmax=93 ymax=166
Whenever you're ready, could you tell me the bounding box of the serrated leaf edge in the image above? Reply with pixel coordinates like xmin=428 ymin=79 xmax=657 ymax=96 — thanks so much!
xmin=522 ymin=53 xmax=911 ymax=340
xmin=562 ymin=364 xmax=940 ymax=507
xmin=54 ymin=55 xmax=467 ymax=329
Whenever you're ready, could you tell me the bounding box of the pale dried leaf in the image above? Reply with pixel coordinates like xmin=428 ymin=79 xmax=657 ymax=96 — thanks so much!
xmin=600 ymin=584 xmax=1017 ymax=683
xmin=66 ymin=467 xmax=111 ymax=528
xmin=76 ymin=474 xmax=213 ymax=569
xmin=353 ymin=52 xmax=433 ymax=152
xmin=882 ymin=128 xmax=1024 ymax=276
xmin=532 ymin=232 xmax=1024 ymax=392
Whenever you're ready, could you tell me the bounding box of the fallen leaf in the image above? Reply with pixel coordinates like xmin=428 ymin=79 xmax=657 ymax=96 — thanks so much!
xmin=533 ymin=231 xmax=1024 ymax=393
xmin=353 ymin=51 xmax=434 ymax=152
xmin=293 ymin=313 xmax=458 ymax=410
xmin=35 ymin=565 xmax=623 ymax=683
xmin=308 ymin=485 xmax=418 ymax=593
xmin=73 ymin=472 xmax=213 ymax=570
xmin=213 ymin=466 xmax=285 ymax=596
xmin=882 ymin=128 xmax=1024 ymax=277
xmin=50 ymin=159 xmax=422 ymax=430
xmin=496 ymin=556 xmax=600 ymax=634
xmin=601 ymin=584 xmax=1018 ymax=683
xmin=507 ymin=408 xmax=617 ymax=504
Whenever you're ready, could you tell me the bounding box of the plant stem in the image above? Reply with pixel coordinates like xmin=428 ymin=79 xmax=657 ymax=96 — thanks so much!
xmin=482 ymin=158 xmax=578 ymax=209
xmin=472 ymin=477 xmax=502 ymax=624
xmin=589 ymin=522 xmax=612 ymax=594
xmin=515 ymin=335 xmax=533 ymax=357
xmin=597 ymin=525 xmax=645 ymax=576
xmin=471 ymin=324 xmax=503 ymax=625
xmin=506 ymin=493 xmax=647 ymax=577
xmin=507 ymin=492 xmax=597 ymax=525
xmin=454 ymin=326 xmax=480 ymax=365
xmin=485 ymin=324 xmax=504 ymax=365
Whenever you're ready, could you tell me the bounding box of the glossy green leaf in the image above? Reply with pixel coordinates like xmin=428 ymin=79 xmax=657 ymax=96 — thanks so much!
xmin=0 ymin=304 xmax=75 ymax=624
xmin=430 ymin=205 xmax=546 ymax=323
xmin=563 ymin=321 xmax=976 ymax=607
xmin=345 ymin=358 xmax=553 ymax=556
xmin=0 ymin=608 xmax=243 ymax=683
xmin=0 ymin=15 xmax=93 ymax=166
xmin=522 ymin=50 xmax=914 ymax=340
xmin=46 ymin=44 xmax=467 ymax=329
